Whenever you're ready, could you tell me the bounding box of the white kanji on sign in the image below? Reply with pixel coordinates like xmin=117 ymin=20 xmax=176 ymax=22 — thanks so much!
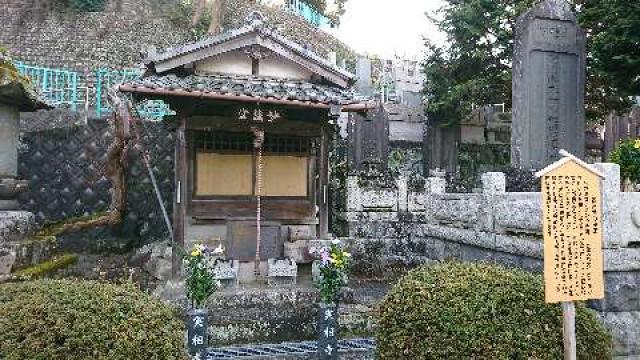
xmin=253 ymin=109 xmax=263 ymax=122
xmin=238 ymin=108 xmax=250 ymax=120
xmin=266 ymin=110 xmax=281 ymax=122
xmin=324 ymin=326 xmax=335 ymax=338
xmin=191 ymin=335 xmax=205 ymax=346
xmin=325 ymin=344 xmax=334 ymax=355
xmin=193 ymin=316 xmax=204 ymax=328
xmin=324 ymin=308 xmax=334 ymax=320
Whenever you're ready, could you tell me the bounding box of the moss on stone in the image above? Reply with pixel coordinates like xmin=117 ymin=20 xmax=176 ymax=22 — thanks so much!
xmin=14 ymin=254 xmax=79 ymax=279
xmin=36 ymin=211 xmax=108 ymax=237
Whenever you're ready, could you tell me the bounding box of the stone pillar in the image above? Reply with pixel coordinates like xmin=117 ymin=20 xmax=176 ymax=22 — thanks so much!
xmin=347 ymin=105 xmax=390 ymax=172
xmin=396 ymin=176 xmax=408 ymax=212
xmin=593 ymin=163 xmax=622 ymax=249
xmin=0 ymin=104 xmax=26 ymax=210
xmin=0 ymin=104 xmax=18 ymax=178
xmin=512 ymin=0 xmax=586 ymax=169
xmin=355 ymin=56 xmax=373 ymax=97
xmin=481 ymin=172 xmax=506 ymax=195
xmin=481 ymin=172 xmax=506 ymax=231
xmin=426 ymin=177 xmax=446 ymax=195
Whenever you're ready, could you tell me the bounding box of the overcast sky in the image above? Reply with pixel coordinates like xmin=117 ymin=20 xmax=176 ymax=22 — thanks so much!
xmin=328 ymin=0 xmax=447 ymax=60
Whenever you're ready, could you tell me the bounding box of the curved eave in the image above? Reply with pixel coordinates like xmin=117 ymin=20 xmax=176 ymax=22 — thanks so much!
xmin=119 ymin=84 xmax=373 ymax=112
xmin=0 ymin=82 xmax=52 ymax=112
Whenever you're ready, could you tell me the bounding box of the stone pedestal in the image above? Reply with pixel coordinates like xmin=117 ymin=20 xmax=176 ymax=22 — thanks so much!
xmin=210 ymin=259 xmax=239 ymax=288
xmin=511 ymin=0 xmax=586 ymax=169
xmin=267 ymin=258 xmax=297 ymax=286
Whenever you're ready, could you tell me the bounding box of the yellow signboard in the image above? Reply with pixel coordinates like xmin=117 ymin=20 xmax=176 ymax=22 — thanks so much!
xmin=537 ymin=153 xmax=605 ymax=303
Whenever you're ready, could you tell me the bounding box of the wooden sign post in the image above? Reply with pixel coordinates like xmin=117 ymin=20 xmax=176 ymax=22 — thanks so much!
xmin=535 ymin=150 xmax=606 ymax=360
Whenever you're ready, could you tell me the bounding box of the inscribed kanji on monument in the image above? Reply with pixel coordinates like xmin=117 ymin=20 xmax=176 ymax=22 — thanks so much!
xmin=539 ymin=158 xmax=605 ymax=303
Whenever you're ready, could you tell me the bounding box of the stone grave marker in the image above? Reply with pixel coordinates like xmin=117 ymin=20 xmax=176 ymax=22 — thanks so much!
xmin=348 ymin=103 xmax=389 ymax=171
xmin=512 ymin=0 xmax=586 ymax=169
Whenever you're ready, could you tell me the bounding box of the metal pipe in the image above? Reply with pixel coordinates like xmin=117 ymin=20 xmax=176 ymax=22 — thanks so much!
xmin=118 ymin=84 xmax=374 ymax=112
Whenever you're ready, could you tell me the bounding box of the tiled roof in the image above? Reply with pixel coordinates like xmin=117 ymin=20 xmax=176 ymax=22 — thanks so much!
xmin=145 ymin=12 xmax=355 ymax=83
xmin=0 ymin=55 xmax=50 ymax=111
xmin=123 ymin=73 xmax=362 ymax=105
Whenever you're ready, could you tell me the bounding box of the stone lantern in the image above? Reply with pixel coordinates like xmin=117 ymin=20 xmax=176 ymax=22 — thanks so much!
xmin=0 ymin=55 xmax=50 ymax=210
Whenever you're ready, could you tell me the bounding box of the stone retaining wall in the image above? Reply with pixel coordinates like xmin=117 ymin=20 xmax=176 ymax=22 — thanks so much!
xmin=347 ymin=165 xmax=640 ymax=358
xmin=18 ymin=116 xmax=175 ymax=247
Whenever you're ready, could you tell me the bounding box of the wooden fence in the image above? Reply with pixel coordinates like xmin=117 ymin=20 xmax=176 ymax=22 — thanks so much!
xmin=604 ymin=106 xmax=640 ymax=156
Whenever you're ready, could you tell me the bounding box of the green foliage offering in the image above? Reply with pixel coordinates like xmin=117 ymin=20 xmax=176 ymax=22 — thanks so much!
xmin=609 ymin=139 xmax=640 ymax=183
xmin=0 ymin=280 xmax=187 ymax=360
xmin=424 ymin=0 xmax=637 ymax=125
xmin=183 ymin=243 xmax=222 ymax=308
xmin=376 ymin=262 xmax=612 ymax=360
xmin=315 ymin=241 xmax=351 ymax=304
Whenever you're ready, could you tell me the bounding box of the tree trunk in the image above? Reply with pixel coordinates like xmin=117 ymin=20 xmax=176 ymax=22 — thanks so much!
xmin=208 ymin=0 xmax=226 ymax=35
xmin=191 ymin=0 xmax=207 ymax=26
xmin=49 ymin=87 xmax=131 ymax=235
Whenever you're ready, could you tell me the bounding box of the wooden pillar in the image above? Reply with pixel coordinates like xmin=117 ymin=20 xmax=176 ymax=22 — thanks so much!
xmin=319 ymin=125 xmax=329 ymax=239
xmin=172 ymin=118 xmax=187 ymax=277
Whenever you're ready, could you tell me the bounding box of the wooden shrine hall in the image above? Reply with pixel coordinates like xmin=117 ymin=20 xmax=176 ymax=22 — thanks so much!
xmin=120 ymin=12 xmax=371 ymax=277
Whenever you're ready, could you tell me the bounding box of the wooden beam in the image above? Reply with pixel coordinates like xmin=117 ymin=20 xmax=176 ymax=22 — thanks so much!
xmin=562 ymin=302 xmax=577 ymax=360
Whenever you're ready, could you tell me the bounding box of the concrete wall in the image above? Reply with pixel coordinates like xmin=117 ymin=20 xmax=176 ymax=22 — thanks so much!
xmin=347 ymin=167 xmax=640 ymax=358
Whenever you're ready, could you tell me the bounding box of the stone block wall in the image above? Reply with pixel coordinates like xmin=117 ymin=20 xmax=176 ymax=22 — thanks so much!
xmin=1 ymin=0 xmax=356 ymax=75
xmin=347 ymin=166 xmax=640 ymax=358
xmin=17 ymin=116 xmax=175 ymax=246
xmin=1 ymin=0 xmax=196 ymax=71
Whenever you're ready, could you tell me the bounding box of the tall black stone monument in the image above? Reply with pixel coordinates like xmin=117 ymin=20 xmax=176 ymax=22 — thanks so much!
xmin=512 ymin=0 xmax=586 ymax=169
xmin=347 ymin=103 xmax=389 ymax=172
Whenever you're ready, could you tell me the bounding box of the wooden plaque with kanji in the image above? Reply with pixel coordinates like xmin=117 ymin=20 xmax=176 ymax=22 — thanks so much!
xmin=538 ymin=158 xmax=605 ymax=303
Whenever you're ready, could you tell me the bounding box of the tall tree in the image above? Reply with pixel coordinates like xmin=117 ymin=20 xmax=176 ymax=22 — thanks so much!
xmin=577 ymin=0 xmax=640 ymax=117
xmin=424 ymin=0 xmax=640 ymax=124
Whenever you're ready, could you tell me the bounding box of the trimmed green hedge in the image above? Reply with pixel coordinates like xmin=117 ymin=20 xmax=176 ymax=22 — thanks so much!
xmin=376 ymin=262 xmax=612 ymax=360
xmin=0 ymin=280 xmax=186 ymax=360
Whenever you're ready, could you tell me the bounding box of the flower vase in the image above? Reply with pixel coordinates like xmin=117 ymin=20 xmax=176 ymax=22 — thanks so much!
xmin=317 ymin=302 xmax=339 ymax=360
xmin=186 ymin=308 xmax=208 ymax=356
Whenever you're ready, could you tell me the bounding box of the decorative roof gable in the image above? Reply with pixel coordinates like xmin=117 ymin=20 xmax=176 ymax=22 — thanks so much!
xmin=535 ymin=150 xmax=605 ymax=179
xmin=145 ymin=12 xmax=355 ymax=89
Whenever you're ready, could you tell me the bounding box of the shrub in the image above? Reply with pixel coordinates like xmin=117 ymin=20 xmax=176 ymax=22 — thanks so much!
xmin=0 ymin=279 xmax=186 ymax=360
xmin=376 ymin=262 xmax=612 ymax=360
xmin=609 ymin=139 xmax=640 ymax=183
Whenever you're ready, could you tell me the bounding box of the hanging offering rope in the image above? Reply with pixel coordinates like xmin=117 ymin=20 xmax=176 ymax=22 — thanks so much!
xmin=253 ymin=128 xmax=265 ymax=276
